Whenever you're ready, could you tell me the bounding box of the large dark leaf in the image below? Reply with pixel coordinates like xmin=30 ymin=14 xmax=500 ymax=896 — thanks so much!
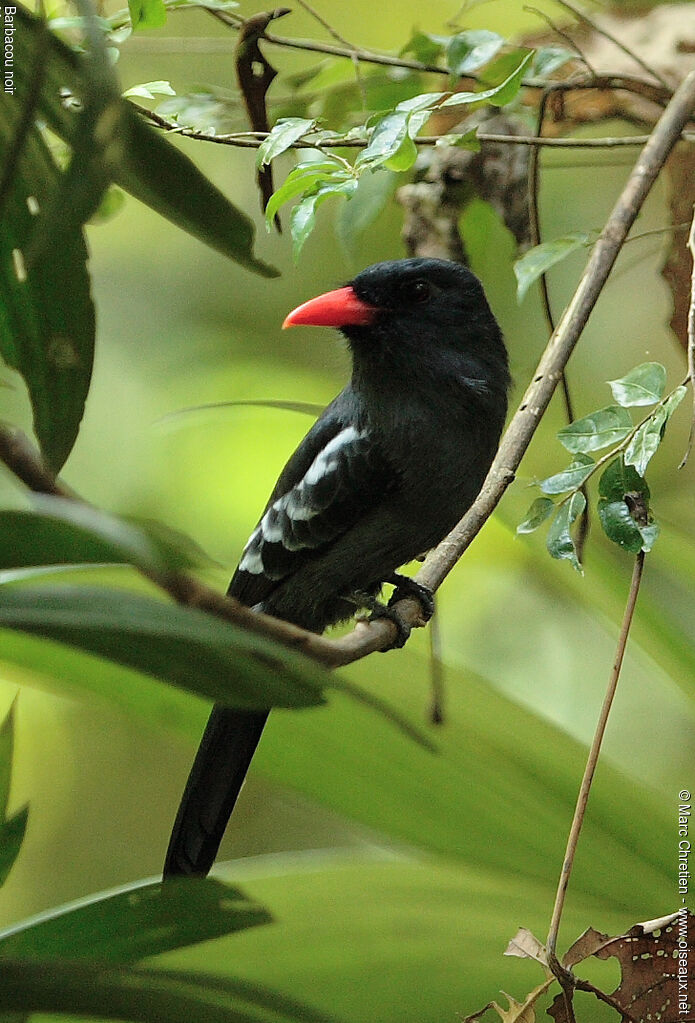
xmin=13 ymin=7 xmax=277 ymax=277
xmin=0 ymin=958 xmax=333 ymax=1023
xmin=0 ymin=878 xmax=270 ymax=962
xmin=0 ymin=94 xmax=94 ymax=472
xmin=0 ymin=498 xmax=211 ymax=573
xmin=0 ymin=586 xmax=326 ymax=710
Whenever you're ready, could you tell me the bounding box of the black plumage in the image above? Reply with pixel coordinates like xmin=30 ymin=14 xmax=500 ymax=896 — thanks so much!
xmin=163 ymin=257 xmax=509 ymax=878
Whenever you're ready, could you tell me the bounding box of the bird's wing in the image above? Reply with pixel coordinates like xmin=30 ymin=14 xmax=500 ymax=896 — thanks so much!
xmin=229 ymin=406 xmax=395 ymax=607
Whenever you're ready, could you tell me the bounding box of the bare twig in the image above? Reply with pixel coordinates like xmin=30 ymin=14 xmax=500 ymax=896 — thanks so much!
xmin=528 ymin=86 xmax=590 ymax=559
xmin=554 ymin=0 xmax=671 ymax=92
xmin=129 ymin=101 xmax=695 ymax=150
xmin=199 ymin=6 xmax=673 ymax=108
xmin=678 ymin=205 xmax=695 ymax=468
xmin=524 ymin=4 xmax=597 ymax=77
xmin=574 ymin=978 xmax=639 ymax=1023
xmin=291 ymin=0 xmax=367 ymax=105
xmin=546 ymin=550 xmax=646 ymax=965
xmin=427 ymin=609 xmax=445 ymax=725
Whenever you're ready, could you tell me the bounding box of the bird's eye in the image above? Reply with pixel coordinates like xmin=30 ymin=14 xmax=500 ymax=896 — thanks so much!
xmin=411 ymin=279 xmax=431 ymax=302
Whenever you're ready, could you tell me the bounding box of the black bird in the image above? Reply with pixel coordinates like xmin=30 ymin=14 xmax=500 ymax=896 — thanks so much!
xmin=163 ymin=257 xmax=509 ymax=878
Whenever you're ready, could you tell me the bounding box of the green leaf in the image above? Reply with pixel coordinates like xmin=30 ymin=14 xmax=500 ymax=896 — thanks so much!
xmin=598 ymin=499 xmax=659 ymax=553
xmin=598 ymin=457 xmax=650 ymax=502
xmin=256 ymin=118 xmax=316 ymax=169
xmin=435 ymin=127 xmax=480 ymax=151
xmin=608 ymin=362 xmax=667 ymax=407
xmin=13 ymin=7 xmax=277 ymax=278
xmin=265 ymin=160 xmax=346 ymax=228
xmin=0 ymin=586 xmax=327 ymax=710
xmin=128 ymin=0 xmax=167 ymax=29
xmin=383 ymin=133 xmax=417 ymax=172
xmin=441 ymin=49 xmax=534 ymax=108
xmin=0 ymin=498 xmax=210 ymax=575
xmin=122 ymin=81 xmax=175 ymax=99
xmin=0 ymin=703 xmax=27 ymax=888
xmin=118 ymin=110 xmax=278 ymax=277
xmin=395 ymin=92 xmax=446 ymax=114
xmin=337 ymin=169 xmax=396 ymax=257
xmin=0 ymin=958 xmax=326 ymax=1023
xmin=0 ymin=878 xmax=270 ymax=961
xmin=290 ymin=179 xmax=358 ymax=259
xmin=447 ymin=30 xmax=504 ymax=75
xmin=158 ymin=398 xmax=325 ymax=425
xmin=513 ymin=233 xmax=589 ymax=302
xmin=357 ymin=111 xmax=410 ymax=167
xmin=557 ymin=404 xmax=633 ymax=453
xmin=532 ymin=46 xmax=576 ymax=78
xmin=0 ymin=702 xmax=16 ymax=818
xmin=624 ymin=386 xmax=687 ymax=475
xmin=89 ymin=184 xmax=126 ymax=224
xmin=546 ymin=491 xmax=586 ymax=571
xmin=0 ymin=808 xmax=28 ymax=888
xmin=538 ymin=452 xmax=595 ymax=495
xmin=0 ymin=18 xmax=98 ymax=471
xmin=516 ymin=497 xmax=555 ymax=534
xmin=399 ymin=30 xmax=446 ymax=64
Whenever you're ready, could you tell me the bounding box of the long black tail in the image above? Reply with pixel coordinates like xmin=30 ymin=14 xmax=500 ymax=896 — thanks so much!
xmin=163 ymin=705 xmax=268 ymax=878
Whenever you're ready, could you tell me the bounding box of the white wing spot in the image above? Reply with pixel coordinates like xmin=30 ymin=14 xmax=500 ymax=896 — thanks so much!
xmin=239 ymin=546 xmax=264 ymax=574
xmin=260 ymin=508 xmax=283 ymax=543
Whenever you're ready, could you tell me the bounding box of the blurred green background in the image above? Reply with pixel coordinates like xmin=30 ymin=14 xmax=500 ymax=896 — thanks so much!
xmin=0 ymin=1 xmax=693 ymax=1020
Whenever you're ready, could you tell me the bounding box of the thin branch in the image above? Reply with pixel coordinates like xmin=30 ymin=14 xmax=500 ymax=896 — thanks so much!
xmin=528 ymin=86 xmax=590 ymax=559
xmin=574 ymin=979 xmax=640 ymax=1023
xmin=291 ymin=0 xmax=367 ymax=106
xmin=546 ymin=550 xmax=646 ymax=964
xmin=554 ymin=0 xmax=671 ymax=91
xmin=199 ymin=6 xmax=673 ymax=107
xmin=679 ymin=205 xmax=695 ymax=468
xmin=129 ymin=102 xmax=695 ymax=150
xmin=524 ymin=4 xmax=597 ymax=77
xmin=427 ymin=608 xmax=445 ymax=725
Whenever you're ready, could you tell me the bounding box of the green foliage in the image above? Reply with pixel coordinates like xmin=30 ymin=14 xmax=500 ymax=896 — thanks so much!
xmin=127 ymin=0 xmax=167 ymax=30
xmin=519 ymin=363 xmax=687 ymax=567
xmin=0 ymin=878 xmax=270 ymax=961
xmin=0 ymin=496 xmax=211 ymax=573
xmin=446 ymin=30 xmax=505 ymax=75
xmin=0 ymin=703 xmax=28 ymax=888
xmin=546 ymin=490 xmax=586 ymax=572
xmin=0 ymin=585 xmax=327 ymax=710
xmin=263 ymin=50 xmax=534 ymax=253
xmin=1 ymin=4 xmax=276 ymax=471
xmin=514 ymin=233 xmax=591 ymax=302
xmin=557 ymin=405 xmax=633 ymax=453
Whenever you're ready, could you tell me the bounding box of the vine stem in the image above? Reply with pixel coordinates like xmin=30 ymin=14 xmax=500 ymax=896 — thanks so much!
xmin=546 ymin=549 xmax=646 ymax=964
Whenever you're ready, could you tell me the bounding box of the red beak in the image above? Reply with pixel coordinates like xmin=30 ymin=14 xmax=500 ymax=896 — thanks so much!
xmin=282 ymin=286 xmax=379 ymax=329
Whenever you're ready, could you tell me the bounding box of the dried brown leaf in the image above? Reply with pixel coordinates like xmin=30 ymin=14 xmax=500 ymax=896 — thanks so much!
xmin=592 ymin=909 xmax=693 ymax=1022
xmin=235 ymin=8 xmax=290 ymax=230
xmin=562 ymin=926 xmax=613 ymax=968
xmin=464 ymin=981 xmax=554 ymax=1023
xmin=505 ymin=928 xmax=551 ymax=970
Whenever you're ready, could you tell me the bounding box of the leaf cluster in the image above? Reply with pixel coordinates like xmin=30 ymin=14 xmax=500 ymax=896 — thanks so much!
xmin=518 ymin=363 xmax=687 ymax=569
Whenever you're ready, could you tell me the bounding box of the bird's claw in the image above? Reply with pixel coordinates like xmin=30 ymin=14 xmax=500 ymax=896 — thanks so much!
xmin=387 ymin=574 xmax=435 ymax=624
xmin=368 ymin=602 xmax=412 ymax=649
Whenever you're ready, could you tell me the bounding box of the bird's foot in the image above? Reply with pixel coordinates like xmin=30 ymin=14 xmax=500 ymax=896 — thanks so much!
xmin=387 ymin=574 xmax=435 ymax=624
xmin=367 ymin=601 xmax=412 ymax=649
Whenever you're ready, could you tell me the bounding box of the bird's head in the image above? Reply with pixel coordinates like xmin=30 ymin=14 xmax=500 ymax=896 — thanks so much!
xmin=283 ymin=258 xmax=509 ymax=400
